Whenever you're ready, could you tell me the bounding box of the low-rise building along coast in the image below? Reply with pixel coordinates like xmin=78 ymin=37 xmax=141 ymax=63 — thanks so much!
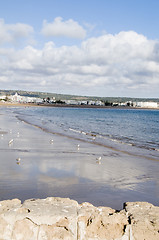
xmin=0 ymin=92 xmax=159 ymax=108
xmin=134 ymin=101 xmax=158 ymax=108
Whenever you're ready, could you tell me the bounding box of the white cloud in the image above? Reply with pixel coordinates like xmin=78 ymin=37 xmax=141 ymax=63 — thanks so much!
xmin=41 ymin=17 xmax=86 ymax=39
xmin=0 ymin=29 xmax=159 ymax=97
xmin=0 ymin=19 xmax=34 ymax=45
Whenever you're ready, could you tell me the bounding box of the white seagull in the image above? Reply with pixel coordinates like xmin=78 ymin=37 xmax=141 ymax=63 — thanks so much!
xmin=16 ymin=157 xmax=21 ymax=165
xmin=96 ymin=156 xmax=102 ymax=164
xmin=8 ymin=139 xmax=14 ymax=145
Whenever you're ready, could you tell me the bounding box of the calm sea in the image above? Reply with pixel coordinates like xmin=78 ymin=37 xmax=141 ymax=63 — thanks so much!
xmin=16 ymin=107 xmax=159 ymax=160
xmin=1 ymin=106 xmax=159 ymax=209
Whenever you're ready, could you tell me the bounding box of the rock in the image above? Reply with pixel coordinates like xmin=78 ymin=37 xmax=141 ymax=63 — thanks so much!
xmin=124 ymin=202 xmax=159 ymax=240
xmin=0 ymin=197 xmax=78 ymax=240
xmin=0 ymin=199 xmax=22 ymax=239
xmin=12 ymin=218 xmax=39 ymax=240
xmin=0 ymin=198 xmax=158 ymax=240
xmin=23 ymin=197 xmax=78 ymax=240
xmin=77 ymin=202 xmax=128 ymax=240
xmin=0 ymin=199 xmax=21 ymax=213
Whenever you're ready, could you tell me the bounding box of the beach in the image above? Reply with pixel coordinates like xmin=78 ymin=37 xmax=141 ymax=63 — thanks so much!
xmin=0 ymin=105 xmax=159 ymax=210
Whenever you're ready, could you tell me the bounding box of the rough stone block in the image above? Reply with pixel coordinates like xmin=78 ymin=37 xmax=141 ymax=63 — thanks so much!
xmin=124 ymin=202 xmax=159 ymax=240
xmin=0 ymin=198 xmax=159 ymax=240
xmin=77 ymin=202 xmax=128 ymax=240
xmin=0 ymin=197 xmax=78 ymax=240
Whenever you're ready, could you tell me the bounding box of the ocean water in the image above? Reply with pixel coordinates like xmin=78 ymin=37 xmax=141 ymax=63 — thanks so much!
xmin=1 ymin=106 xmax=159 ymax=209
xmin=16 ymin=107 xmax=159 ymax=160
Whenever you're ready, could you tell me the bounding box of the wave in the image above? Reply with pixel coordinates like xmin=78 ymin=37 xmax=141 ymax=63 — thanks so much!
xmin=13 ymin=107 xmax=159 ymax=161
xmin=68 ymin=127 xmax=159 ymax=153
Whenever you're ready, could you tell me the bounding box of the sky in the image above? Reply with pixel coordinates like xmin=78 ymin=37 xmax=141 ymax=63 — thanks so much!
xmin=0 ymin=0 xmax=159 ymax=98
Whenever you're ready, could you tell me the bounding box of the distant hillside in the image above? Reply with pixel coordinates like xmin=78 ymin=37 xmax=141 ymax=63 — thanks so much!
xmin=0 ymin=90 xmax=86 ymax=100
xmin=0 ymin=89 xmax=158 ymax=103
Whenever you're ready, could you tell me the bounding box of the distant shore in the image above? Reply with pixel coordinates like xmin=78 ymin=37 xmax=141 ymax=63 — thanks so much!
xmin=0 ymin=101 xmax=159 ymax=110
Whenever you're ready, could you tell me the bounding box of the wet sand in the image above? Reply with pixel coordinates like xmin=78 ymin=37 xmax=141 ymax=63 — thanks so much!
xmin=0 ymin=106 xmax=159 ymax=210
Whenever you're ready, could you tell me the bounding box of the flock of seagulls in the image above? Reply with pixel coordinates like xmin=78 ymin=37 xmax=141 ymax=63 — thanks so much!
xmin=1 ymin=123 xmax=102 ymax=167
xmin=77 ymin=143 xmax=102 ymax=164
xmin=4 ymin=128 xmax=22 ymax=165
xmin=9 ymin=135 xmax=21 ymax=164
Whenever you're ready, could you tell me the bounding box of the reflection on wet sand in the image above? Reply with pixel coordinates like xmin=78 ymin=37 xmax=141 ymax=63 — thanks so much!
xmin=0 ymin=107 xmax=159 ymax=209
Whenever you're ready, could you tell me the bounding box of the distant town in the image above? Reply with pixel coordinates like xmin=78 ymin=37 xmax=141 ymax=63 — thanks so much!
xmin=0 ymin=91 xmax=159 ymax=108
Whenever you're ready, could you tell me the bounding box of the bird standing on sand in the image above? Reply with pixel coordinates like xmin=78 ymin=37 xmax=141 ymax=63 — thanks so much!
xmin=8 ymin=139 xmax=14 ymax=145
xmin=16 ymin=157 xmax=21 ymax=165
xmin=96 ymin=156 xmax=102 ymax=164
xmin=77 ymin=144 xmax=80 ymax=150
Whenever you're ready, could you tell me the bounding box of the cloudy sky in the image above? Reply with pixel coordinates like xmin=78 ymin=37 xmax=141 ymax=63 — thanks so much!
xmin=0 ymin=0 xmax=159 ymax=98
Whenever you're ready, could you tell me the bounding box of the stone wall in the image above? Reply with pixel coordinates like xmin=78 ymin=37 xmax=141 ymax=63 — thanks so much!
xmin=0 ymin=197 xmax=159 ymax=240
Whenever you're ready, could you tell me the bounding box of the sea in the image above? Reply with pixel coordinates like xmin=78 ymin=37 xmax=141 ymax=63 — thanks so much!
xmin=16 ymin=106 xmax=159 ymax=160
xmin=1 ymin=106 xmax=159 ymax=209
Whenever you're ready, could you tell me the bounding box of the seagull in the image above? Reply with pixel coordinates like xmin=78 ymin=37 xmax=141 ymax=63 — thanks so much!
xmin=8 ymin=139 xmax=14 ymax=145
xmin=96 ymin=156 xmax=102 ymax=164
xmin=50 ymin=139 xmax=54 ymax=144
xmin=77 ymin=144 xmax=80 ymax=150
xmin=16 ymin=158 xmax=21 ymax=165
xmin=16 ymin=157 xmax=21 ymax=165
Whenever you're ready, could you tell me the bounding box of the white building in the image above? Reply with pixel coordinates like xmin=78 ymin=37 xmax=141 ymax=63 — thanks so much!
xmin=0 ymin=95 xmax=7 ymax=101
xmin=88 ymin=100 xmax=96 ymax=105
xmin=64 ymin=100 xmax=80 ymax=105
xmin=8 ymin=92 xmax=43 ymax=103
xmin=9 ymin=92 xmax=25 ymax=102
xmin=134 ymin=102 xmax=158 ymax=108
xmin=80 ymin=101 xmax=88 ymax=105
xmin=95 ymin=100 xmax=105 ymax=106
xmin=88 ymin=100 xmax=104 ymax=106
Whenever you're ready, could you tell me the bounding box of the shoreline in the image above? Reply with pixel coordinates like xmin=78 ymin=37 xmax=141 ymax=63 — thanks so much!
xmin=17 ymin=113 xmax=159 ymax=162
xmin=13 ymin=104 xmax=159 ymax=162
xmin=0 ymin=105 xmax=159 ymax=211
xmin=0 ymin=101 xmax=159 ymax=110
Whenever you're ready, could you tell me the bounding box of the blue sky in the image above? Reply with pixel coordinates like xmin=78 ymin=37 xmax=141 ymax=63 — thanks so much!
xmin=0 ymin=0 xmax=159 ymax=97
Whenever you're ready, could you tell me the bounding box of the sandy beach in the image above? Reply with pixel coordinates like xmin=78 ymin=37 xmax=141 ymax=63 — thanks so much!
xmin=0 ymin=105 xmax=159 ymax=210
